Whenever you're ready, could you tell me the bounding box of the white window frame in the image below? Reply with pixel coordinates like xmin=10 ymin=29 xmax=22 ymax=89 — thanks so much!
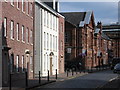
xmin=17 ymin=0 xmax=19 ymax=9
xmin=16 ymin=23 xmax=19 ymax=41
xmin=53 ymin=35 xmax=55 ymax=51
xmin=22 ymin=0 xmax=24 ymax=12
xmin=4 ymin=18 xmax=7 ymax=37
xmin=44 ymin=54 xmax=46 ymax=71
xmin=56 ymin=36 xmax=57 ymax=51
xmin=50 ymin=34 xmax=52 ymax=50
xmin=26 ymin=0 xmax=29 ymax=14
xmin=26 ymin=28 xmax=29 ymax=44
xmin=30 ymin=30 xmax=33 ymax=44
xmin=16 ymin=55 xmax=19 ymax=72
xmin=22 ymin=25 xmax=24 ymax=42
xmin=44 ymin=10 xmax=46 ymax=26
xmin=22 ymin=55 xmax=24 ymax=72
xmin=11 ymin=0 xmax=14 ymax=6
xmin=44 ymin=32 xmax=46 ymax=50
xmin=30 ymin=3 xmax=33 ymax=17
xmin=11 ymin=20 xmax=14 ymax=39
xmin=47 ymin=33 xmax=49 ymax=50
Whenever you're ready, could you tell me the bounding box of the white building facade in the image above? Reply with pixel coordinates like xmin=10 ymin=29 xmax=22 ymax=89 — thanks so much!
xmin=34 ymin=0 xmax=59 ymax=76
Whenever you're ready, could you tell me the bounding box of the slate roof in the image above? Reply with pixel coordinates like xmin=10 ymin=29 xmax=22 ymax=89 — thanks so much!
xmin=61 ymin=12 xmax=86 ymax=27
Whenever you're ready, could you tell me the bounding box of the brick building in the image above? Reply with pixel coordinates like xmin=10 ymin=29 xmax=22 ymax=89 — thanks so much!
xmin=58 ymin=14 xmax=65 ymax=74
xmin=62 ymin=11 xmax=95 ymax=69
xmin=102 ymin=24 xmax=120 ymax=58
xmin=94 ymin=22 xmax=112 ymax=67
xmin=1 ymin=0 xmax=34 ymax=86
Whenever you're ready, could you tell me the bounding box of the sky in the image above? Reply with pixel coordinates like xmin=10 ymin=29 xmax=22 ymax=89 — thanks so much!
xmin=59 ymin=2 xmax=119 ymax=25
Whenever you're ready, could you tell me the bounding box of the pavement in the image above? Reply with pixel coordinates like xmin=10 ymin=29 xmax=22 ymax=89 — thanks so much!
xmin=2 ymin=66 xmax=110 ymax=90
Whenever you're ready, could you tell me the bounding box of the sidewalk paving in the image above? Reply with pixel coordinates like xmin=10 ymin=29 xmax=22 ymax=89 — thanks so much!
xmin=2 ymin=66 xmax=110 ymax=90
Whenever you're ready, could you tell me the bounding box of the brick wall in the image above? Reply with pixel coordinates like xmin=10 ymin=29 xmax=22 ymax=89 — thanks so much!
xmin=58 ymin=15 xmax=65 ymax=73
xmin=2 ymin=1 xmax=34 ymax=85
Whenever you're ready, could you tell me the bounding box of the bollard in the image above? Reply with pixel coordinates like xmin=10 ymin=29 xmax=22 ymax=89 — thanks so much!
xmin=25 ymin=71 xmax=28 ymax=87
xmin=72 ymin=69 xmax=74 ymax=76
xmin=39 ymin=71 xmax=41 ymax=84
xmin=76 ymin=70 xmax=77 ymax=74
xmin=9 ymin=73 xmax=12 ymax=90
xmin=56 ymin=69 xmax=57 ymax=80
xmin=47 ymin=70 xmax=49 ymax=82
xmin=67 ymin=70 xmax=69 ymax=77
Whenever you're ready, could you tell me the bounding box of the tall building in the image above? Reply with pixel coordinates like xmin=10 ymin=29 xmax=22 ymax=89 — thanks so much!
xmin=1 ymin=0 xmax=34 ymax=86
xmin=34 ymin=0 xmax=64 ymax=76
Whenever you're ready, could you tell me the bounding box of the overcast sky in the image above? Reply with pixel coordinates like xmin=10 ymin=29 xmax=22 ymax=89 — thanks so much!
xmin=59 ymin=2 xmax=118 ymax=25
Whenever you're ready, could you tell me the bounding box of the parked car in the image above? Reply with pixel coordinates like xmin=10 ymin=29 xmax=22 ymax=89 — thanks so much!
xmin=111 ymin=57 xmax=120 ymax=70
xmin=113 ymin=63 xmax=120 ymax=73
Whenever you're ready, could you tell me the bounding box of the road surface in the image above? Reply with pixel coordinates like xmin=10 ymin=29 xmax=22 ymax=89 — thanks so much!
xmin=37 ymin=70 xmax=118 ymax=88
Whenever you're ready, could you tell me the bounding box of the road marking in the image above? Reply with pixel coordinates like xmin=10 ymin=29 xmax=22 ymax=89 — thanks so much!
xmin=109 ymin=76 xmax=118 ymax=82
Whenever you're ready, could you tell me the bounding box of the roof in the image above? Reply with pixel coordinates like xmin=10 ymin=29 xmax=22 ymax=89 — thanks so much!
xmin=61 ymin=12 xmax=86 ymax=27
xmin=101 ymin=32 xmax=110 ymax=40
xmin=61 ymin=11 xmax=93 ymax=27
xmin=95 ymin=28 xmax=100 ymax=34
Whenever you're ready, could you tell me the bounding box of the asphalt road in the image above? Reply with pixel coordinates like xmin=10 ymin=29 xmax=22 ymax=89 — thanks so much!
xmin=37 ymin=70 xmax=118 ymax=88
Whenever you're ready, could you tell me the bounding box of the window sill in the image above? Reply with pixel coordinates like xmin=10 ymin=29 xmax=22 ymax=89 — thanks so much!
xmin=4 ymin=0 xmax=7 ymax=3
xmin=11 ymin=38 xmax=14 ymax=40
xmin=17 ymin=8 xmax=20 ymax=11
xmin=11 ymin=4 xmax=14 ymax=7
xmin=22 ymin=41 xmax=25 ymax=43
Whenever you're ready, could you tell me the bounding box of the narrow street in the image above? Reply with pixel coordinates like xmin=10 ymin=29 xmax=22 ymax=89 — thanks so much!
xmin=37 ymin=70 xmax=118 ymax=88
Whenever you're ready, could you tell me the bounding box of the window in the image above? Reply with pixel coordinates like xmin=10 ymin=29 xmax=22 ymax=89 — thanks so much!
xmin=4 ymin=18 xmax=7 ymax=37
xmin=10 ymin=54 xmax=14 ymax=73
xmin=56 ymin=36 xmax=57 ymax=51
xmin=50 ymin=34 xmax=52 ymax=50
xmin=26 ymin=0 xmax=29 ymax=14
xmin=44 ymin=10 xmax=46 ymax=26
xmin=22 ymin=0 xmax=24 ymax=12
xmin=44 ymin=32 xmax=46 ymax=49
xmin=16 ymin=23 xmax=19 ymax=41
xmin=30 ymin=30 xmax=33 ymax=44
xmin=16 ymin=55 xmax=19 ymax=72
xmin=56 ymin=18 xmax=58 ymax=31
xmin=51 ymin=15 xmax=53 ymax=29
xmin=22 ymin=25 xmax=24 ymax=42
xmin=26 ymin=28 xmax=29 ymax=43
xmin=53 ymin=16 xmax=55 ymax=30
xmin=30 ymin=3 xmax=33 ymax=17
xmin=53 ymin=35 xmax=55 ymax=51
xmin=17 ymin=0 xmax=19 ymax=9
xmin=44 ymin=54 xmax=46 ymax=71
xmin=11 ymin=20 xmax=14 ymax=39
xmin=11 ymin=0 xmax=14 ymax=6
xmin=30 ymin=56 xmax=33 ymax=71
xmin=22 ymin=55 xmax=24 ymax=72
xmin=47 ymin=33 xmax=49 ymax=50
xmin=50 ymin=14 xmax=52 ymax=28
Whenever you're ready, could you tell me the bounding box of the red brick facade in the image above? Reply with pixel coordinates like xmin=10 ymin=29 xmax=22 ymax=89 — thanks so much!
xmin=2 ymin=1 xmax=34 ymax=86
xmin=58 ymin=14 xmax=65 ymax=73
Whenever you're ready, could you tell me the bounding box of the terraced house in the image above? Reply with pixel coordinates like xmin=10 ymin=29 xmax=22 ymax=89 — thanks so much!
xmin=62 ymin=11 xmax=95 ymax=69
xmin=1 ymin=0 xmax=34 ymax=87
xmin=34 ymin=0 xmax=64 ymax=76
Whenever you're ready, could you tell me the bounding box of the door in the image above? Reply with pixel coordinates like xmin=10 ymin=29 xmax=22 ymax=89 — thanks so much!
xmin=26 ymin=55 xmax=30 ymax=78
xmin=2 ymin=51 xmax=9 ymax=85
